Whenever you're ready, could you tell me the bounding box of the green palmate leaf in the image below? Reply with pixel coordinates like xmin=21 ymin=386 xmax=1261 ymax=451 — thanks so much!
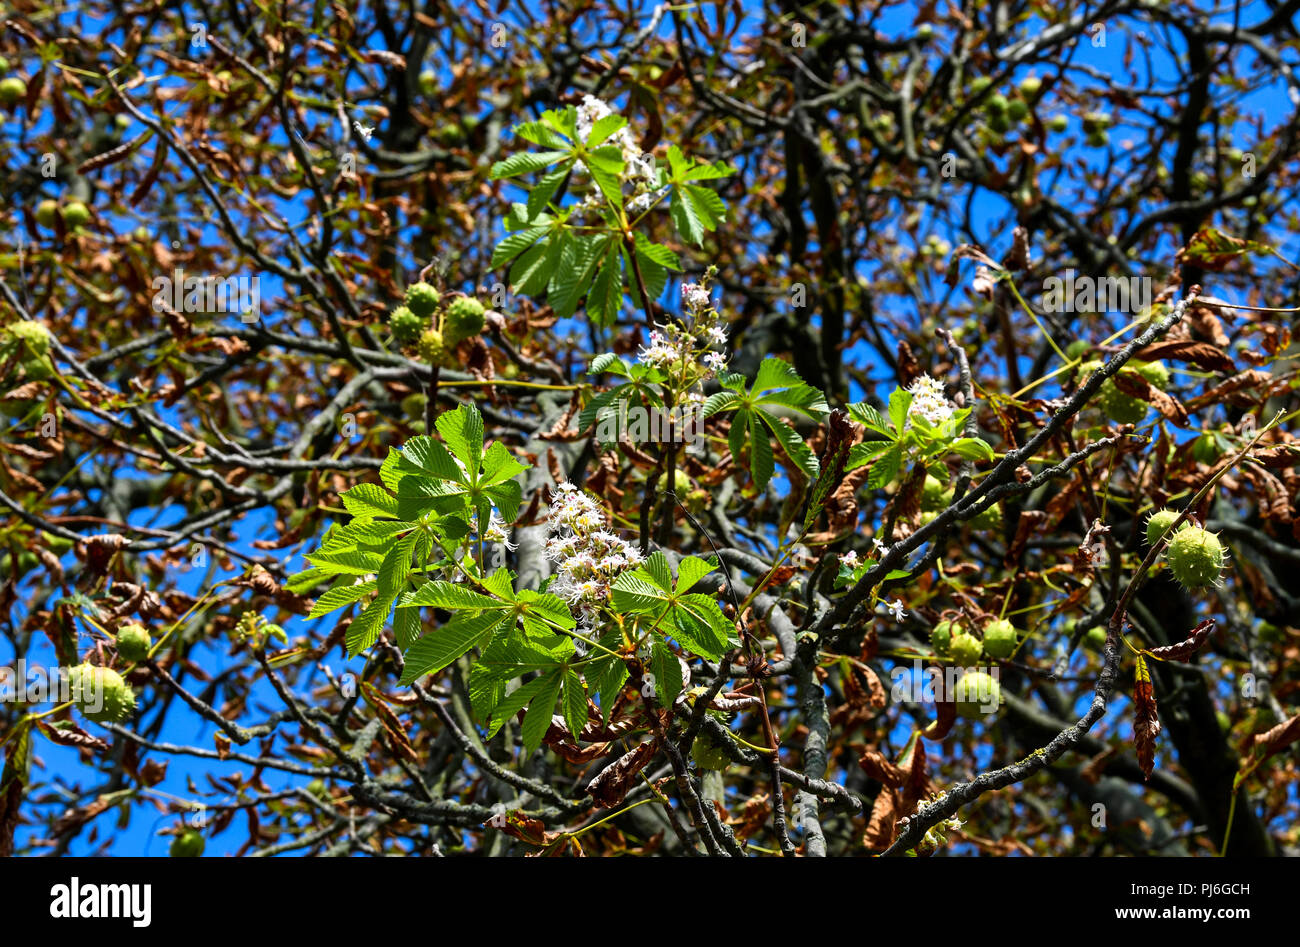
xmin=641 ymin=550 xmax=674 ymax=591
xmin=284 ymin=567 xmax=329 ymax=593
xmin=588 ymin=352 xmax=630 ymax=377
xmin=398 ymin=611 xmax=510 ymax=684
xmin=669 ymin=187 xmax=706 ymax=246
xmin=346 ymin=594 xmax=393 ymax=657
xmin=757 ymin=409 xmax=820 ymax=479
xmin=866 ymin=441 xmax=904 ymax=489
xmin=701 ymin=390 xmax=741 ymax=418
xmin=521 ymin=668 xmax=566 ymax=756
xmin=377 ymin=533 xmax=416 ymax=601
xmin=888 ymin=388 xmax=914 ymax=433
xmin=587 ymin=242 xmax=624 ymax=326
xmin=651 ymin=639 xmax=683 ymax=707
xmin=672 ymin=594 xmax=731 ymax=660
xmin=949 ymin=437 xmax=995 ymax=462
xmin=486 ymin=479 xmax=524 ymax=523
xmin=510 ymin=119 xmax=571 ymax=149
xmin=490 ymin=149 xmax=570 ymax=180
xmin=480 ymin=440 xmax=528 ymax=487
xmin=307 ymin=580 xmax=376 ymax=619
xmin=586 ymin=113 xmax=627 ymax=147
xmin=562 ymin=667 xmax=589 ymax=738
xmin=397 ymin=579 xmax=505 ymax=611
xmin=402 ymin=435 xmax=467 ymax=483
xmin=550 ymin=234 xmax=608 ymax=320
xmin=847 ymin=402 xmax=893 ymax=437
xmin=844 ymin=438 xmax=893 ymax=472
xmin=490 ymin=226 xmax=547 ymax=269
xmin=674 ymin=555 xmax=717 ymax=593
xmin=305 ymin=546 xmax=386 ymax=575
xmin=526 ymin=169 xmax=569 ymax=221
xmin=749 ymin=418 xmax=775 ymax=488
xmin=392 ymin=606 xmax=421 ymax=650
xmin=609 ymin=573 xmax=667 ymax=614
xmin=727 ymin=409 xmax=750 ymax=466
xmin=435 ymin=404 xmax=484 ymax=474
xmin=340 ymin=483 xmax=400 ymax=519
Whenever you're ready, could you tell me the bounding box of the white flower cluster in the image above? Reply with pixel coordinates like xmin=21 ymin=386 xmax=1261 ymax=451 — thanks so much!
xmin=633 ymin=278 xmax=732 ymax=378
xmin=572 ymin=95 xmax=662 ymax=217
xmin=905 ymin=375 xmax=955 ymax=426
xmin=545 ymin=481 xmax=643 ymax=610
xmin=482 ymin=509 xmax=515 ymax=550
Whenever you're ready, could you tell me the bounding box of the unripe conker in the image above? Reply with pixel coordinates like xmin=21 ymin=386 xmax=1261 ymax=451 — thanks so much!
xmin=953 ymin=671 xmax=1001 ymax=718
xmin=115 ymin=623 xmax=152 ymax=662
xmin=982 ymin=619 xmax=1018 ymax=659
xmin=1145 ymin=508 xmax=1181 ymax=546
xmin=949 ymin=632 xmax=982 ymax=667
xmin=170 ymin=828 xmax=205 ymax=857
xmin=930 ymin=619 xmax=955 ymax=655
xmin=1165 ymin=525 xmax=1226 ymax=588
xmin=69 ymin=663 xmax=136 ymax=724
xmin=404 ymin=281 xmax=441 ymax=318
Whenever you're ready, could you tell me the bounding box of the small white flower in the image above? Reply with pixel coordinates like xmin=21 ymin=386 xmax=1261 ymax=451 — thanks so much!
xmin=872 ymin=537 xmax=889 ymax=556
xmin=705 ymin=324 xmax=728 ymax=347
xmin=887 ymin=599 xmax=907 ymax=622
xmin=905 ymin=375 xmax=955 ymax=426
xmin=841 ymin=550 xmax=860 ymax=569
xmin=702 ymin=351 xmax=727 ymax=372
xmin=681 ymin=283 xmax=711 ymax=312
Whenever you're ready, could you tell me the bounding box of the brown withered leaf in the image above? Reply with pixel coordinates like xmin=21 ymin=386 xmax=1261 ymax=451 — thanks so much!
xmin=1252 ymin=713 xmax=1300 ymax=762
xmin=896 ymin=340 xmax=922 ymax=388
xmin=1135 ymin=339 xmax=1235 ymax=374
xmin=37 ymin=721 xmax=109 ymax=753
xmin=1112 ymin=371 xmax=1189 ymax=427
xmin=586 ymin=738 xmax=659 ymax=808
xmin=1147 ymin=619 xmax=1215 ymax=662
xmin=1005 ymin=509 xmax=1047 ymax=569
xmin=1133 ymin=654 xmax=1161 ymax=781
xmin=1184 ymin=369 xmax=1274 ymax=411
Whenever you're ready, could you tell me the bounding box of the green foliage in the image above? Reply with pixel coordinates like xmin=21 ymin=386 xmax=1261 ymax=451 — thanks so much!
xmin=701 ymin=357 xmax=829 ymax=490
xmin=844 ymin=385 xmax=994 ymax=489
xmin=488 ymin=105 xmax=733 ymax=325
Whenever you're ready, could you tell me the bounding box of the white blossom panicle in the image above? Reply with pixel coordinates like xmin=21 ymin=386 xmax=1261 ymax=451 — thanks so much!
xmin=545 ymin=480 xmax=643 ymax=610
xmin=483 ymin=509 xmax=516 ymax=550
xmin=637 ymin=328 xmax=684 ymax=369
xmin=681 ymin=282 xmax=712 ymax=313
xmin=905 ymin=375 xmax=955 ymax=426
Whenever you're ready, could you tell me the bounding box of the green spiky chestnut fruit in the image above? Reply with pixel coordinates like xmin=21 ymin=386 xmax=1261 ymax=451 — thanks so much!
xmin=1165 ymin=525 xmax=1226 ymax=589
xmin=115 ymin=623 xmax=152 ymax=662
xmin=1145 ymin=508 xmax=1181 ymax=546
xmin=690 ymin=732 xmax=732 ymax=770
xmin=949 ymin=632 xmax=983 ymax=667
xmin=416 ymin=328 xmax=446 ymax=364
xmin=389 ymin=305 xmax=424 ymax=344
xmin=953 ymin=671 xmax=1001 ymax=718
xmin=444 ymin=296 xmax=486 ymax=342
xmin=931 ymin=619 xmax=955 ymax=655
xmin=61 ymin=201 xmax=91 ymax=229
xmin=982 ymin=619 xmax=1018 ymax=659
xmin=0 ymin=76 xmax=26 ymax=105
xmin=69 ymin=663 xmax=136 ymax=724
xmin=404 ymin=281 xmax=441 ymax=318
